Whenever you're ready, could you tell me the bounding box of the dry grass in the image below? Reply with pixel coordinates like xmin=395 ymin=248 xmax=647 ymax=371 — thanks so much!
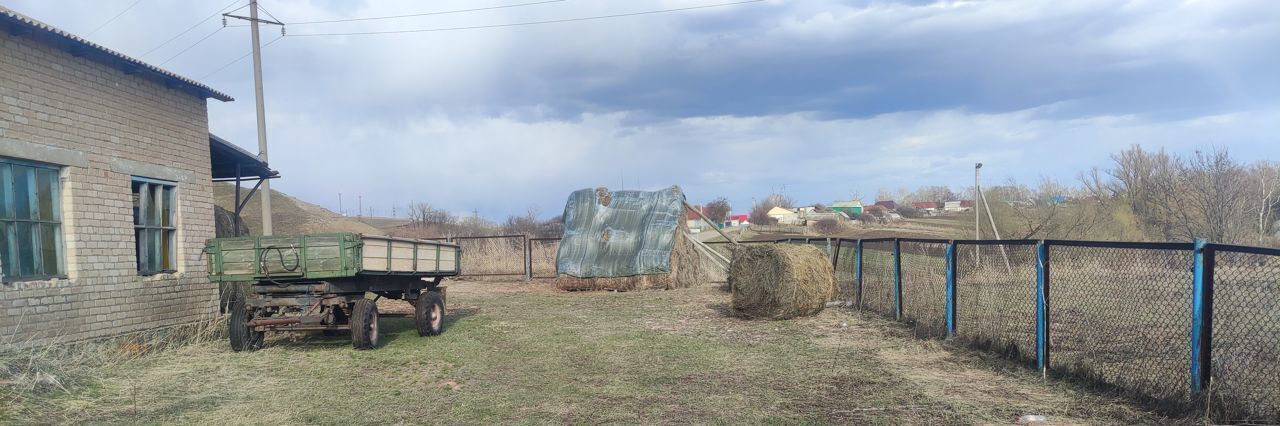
xmin=1 ymin=315 xmax=227 ymax=423
xmin=1 ymin=279 xmax=1183 ymax=424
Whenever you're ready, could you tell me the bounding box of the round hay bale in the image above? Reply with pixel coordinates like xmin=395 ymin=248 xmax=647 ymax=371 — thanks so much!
xmin=729 ymin=244 xmax=836 ymax=319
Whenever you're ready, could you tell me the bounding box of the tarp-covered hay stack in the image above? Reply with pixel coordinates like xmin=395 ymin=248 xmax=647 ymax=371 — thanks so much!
xmin=555 ymin=186 xmax=706 ymax=291
xmin=730 ymin=244 xmax=836 ymax=319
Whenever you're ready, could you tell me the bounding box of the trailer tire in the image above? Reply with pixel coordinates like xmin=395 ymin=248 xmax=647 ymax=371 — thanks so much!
xmin=415 ymin=291 xmax=445 ymax=337
xmin=228 ymin=297 xmax=264 ymax=352
xmin=351 ymin=299 xmax=379 ymax=350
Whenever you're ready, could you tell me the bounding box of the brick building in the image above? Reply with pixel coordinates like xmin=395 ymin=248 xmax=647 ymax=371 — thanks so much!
xmin=0 ymin=7 xmax=268 ymax=347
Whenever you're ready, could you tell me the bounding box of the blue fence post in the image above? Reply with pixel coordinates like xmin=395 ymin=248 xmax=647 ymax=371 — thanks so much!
xmin=1035 ymin=240 xmax=1051 ymax=373
xmin=893 ymin=238 xmax=903 ymax=321
xmin=854 ymin=239 xmax=863 ymax=309
xmin=1190 ymin=239 xmax=1215 ymax=397
xmin=945 ymin=240 xmax=957 ymax=338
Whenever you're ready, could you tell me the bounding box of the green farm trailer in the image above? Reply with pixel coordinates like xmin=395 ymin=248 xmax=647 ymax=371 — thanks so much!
xmin=205 ymin=233 xmax=460 ymax=351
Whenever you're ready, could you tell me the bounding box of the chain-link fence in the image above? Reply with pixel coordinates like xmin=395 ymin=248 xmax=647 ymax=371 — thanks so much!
xmin=1048 ymin=243 xmax=1193 ymax=403
xmin=529 ymin=237 xmax=561 ymax=279
xmin=733 ymin=236 xmax=1280 ymax=422
xmin=859 ymin=239 xmax=896 ymax=319
xmin=954 ymin=241 xmax=1038 ymax=363
xmin=436 ymin=235 xmax=529 ymax=278
xmin=1210 ymin=245 xmax=1280 ymax=422
xmin=899 ymin=240 xmax=948 ymax=338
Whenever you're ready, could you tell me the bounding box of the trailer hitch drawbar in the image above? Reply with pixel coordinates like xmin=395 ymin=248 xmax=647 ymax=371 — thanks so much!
xmin=247 ymin=317 xmax=303 ymax=327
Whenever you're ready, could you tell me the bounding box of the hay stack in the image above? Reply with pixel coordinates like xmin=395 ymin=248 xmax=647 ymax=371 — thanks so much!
xmin=729 ymin=244 xmax=836 ymax=319
xmin=556 ymin=220 xmax=706 ymax=291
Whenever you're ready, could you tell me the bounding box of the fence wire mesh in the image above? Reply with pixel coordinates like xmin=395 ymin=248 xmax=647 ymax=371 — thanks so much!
xmin=955 ymin=243 xmax=1037 ymax=363
xmin=834 ymin=240 xmax=857 ymax=301
xmin=1210 ymin=249 xmax=1280 ymax=422
xmin=452 ymin=235 xmax=527 ymax=276
xmin=899 ymin=241 xmax=948 ymax=338
xmin=529 ymin=238 xmax=560 ymax=278
xmin=1049 ymin=245 xmax=1193 ymax=403
xmin=859 ymin=240 xmax=896 ymax=318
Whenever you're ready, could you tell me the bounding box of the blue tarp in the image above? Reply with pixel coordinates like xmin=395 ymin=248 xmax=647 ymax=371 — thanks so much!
xmin=556 ymin=186 xmax=685 ymax=278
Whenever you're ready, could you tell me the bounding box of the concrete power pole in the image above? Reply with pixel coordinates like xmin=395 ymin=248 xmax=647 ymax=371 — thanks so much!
xmin=975 ymin=162 xmax=983 ymax=264
xmin=249 ymin=0 xmax=272 ymax=236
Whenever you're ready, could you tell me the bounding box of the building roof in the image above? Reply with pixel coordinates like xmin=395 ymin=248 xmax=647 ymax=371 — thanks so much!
xmin=729 ymin=214 xmax=749 ymax=221
xmin=832 ymin=200 xmax=863 ymax=208
xmin=874 ymin=200 xmax=898 ymax=209
xmin=209 ymin=134 xmax=277 ymax=180
xmin=0 ymin=6 xmax=233 ymax=102
xmin=911 ymin=201 xmax=939 ymax=209
xmin=767 ymin=206 xmax=795 ymax=216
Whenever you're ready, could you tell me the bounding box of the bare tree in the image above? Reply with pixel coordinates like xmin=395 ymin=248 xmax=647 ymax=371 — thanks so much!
xmin=750 ymin=193 xmax=794 ymax=225
xmin=1255 ymin=162 xmax=1280 ymax=244
xmin=703 ymin=197 xmax=732 ymax=224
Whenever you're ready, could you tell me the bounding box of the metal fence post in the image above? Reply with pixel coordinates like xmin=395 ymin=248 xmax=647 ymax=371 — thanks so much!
xmin=893 ymin=238 xmax=903 ymax=321
xmin=945 ymin=240 xmax=957 ymax=338
xmin=1035 ymin=240 xmax=1051 ymax=373
xmin=830 ymin=238 xmax=841 ymax=270
xmin=524 ymin=235 xmax=532 ymax=281
xmin=855 ymin=239 xmax=863 ymax=309
xmin=1190 ymin=239 xmax=1215 ymax=397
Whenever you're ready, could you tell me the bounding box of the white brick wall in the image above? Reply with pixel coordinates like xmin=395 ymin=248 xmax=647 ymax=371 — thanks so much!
xmin=0 ymin=32 xmax=219 ymax=347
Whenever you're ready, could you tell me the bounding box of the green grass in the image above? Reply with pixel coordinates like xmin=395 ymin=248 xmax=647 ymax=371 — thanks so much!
xmin=2 ymin=281 xmax=1179 ymax=425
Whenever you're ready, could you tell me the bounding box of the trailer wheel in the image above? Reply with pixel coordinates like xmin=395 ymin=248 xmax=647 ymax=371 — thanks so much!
xmin=415 ymin=291 xmax=445 ymax=337
xmin=228 ymin=296 xmax=264 ymax=352
xmin=351 ymin=299 xmax=379 ymax=350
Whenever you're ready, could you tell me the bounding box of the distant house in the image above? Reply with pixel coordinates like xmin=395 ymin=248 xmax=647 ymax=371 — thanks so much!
xmin=911 ymin=202 xmax=940 ymax=214
xmin=944 ymin=200 xmax=975 ymax=212
xmin=767 ymin=206 xmax=800 ymax=225
xmin=685 ymin=205 xmax=709 ymax=230
xmin=874 ymin=200 xmax=898 ymax=211
xmin=831 ymin=200 xmax=863 ymax=216
xmin=723 ymin=214 xmax=749 ymax=228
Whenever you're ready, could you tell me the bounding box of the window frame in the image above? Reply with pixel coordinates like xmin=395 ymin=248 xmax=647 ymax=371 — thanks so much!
xmin=131 ymin=176 xmax=178 ymax=276
xmin=0 ymin=157 xmax=65 ymax=282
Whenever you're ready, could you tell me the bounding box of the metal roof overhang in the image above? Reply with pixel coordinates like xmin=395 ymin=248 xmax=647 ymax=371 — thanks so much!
xmin=210 ymin=133 xmax=277 ymax=181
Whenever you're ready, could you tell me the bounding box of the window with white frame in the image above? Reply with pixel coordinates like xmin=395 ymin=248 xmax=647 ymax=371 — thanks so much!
xmin=0 ymin=157 xmax=64 ymax=281
xmin=132 ymin=178 xmax=177 ymax=275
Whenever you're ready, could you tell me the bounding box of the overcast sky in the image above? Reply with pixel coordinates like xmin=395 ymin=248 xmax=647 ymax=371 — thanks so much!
xmin=9 ymin=0 xmax=1279 ymax=219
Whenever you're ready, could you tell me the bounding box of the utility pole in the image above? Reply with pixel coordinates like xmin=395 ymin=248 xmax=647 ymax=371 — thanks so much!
xmin=225 ymin=1 xmax=283 ymax=235
xmin=338 ymin=193 xmax=343 ymax=216
xmin=975 ymin=162 xmax=983 ymax=265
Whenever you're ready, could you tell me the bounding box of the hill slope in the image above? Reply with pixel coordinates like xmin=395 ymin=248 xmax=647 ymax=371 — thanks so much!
xmin=213 ymin=183 xmax=382 ymax=236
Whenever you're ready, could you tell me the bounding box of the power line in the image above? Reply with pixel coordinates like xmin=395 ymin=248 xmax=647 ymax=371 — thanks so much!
xmin=199 ymin=34 xmax=286 ymax=80
xmin=287 ymin=0 xmax=762 ymax=36
xmin=288 ymin=0 xmax=565 ymax=25
xmin=257 ymin=2 xmax=284 ymax=24
xmin=86 ymin=0 xmax=145 ymax=36
xmin=140 ymin=0 xmax=242 ymax=58
xmin=159 ymin=25 xmax=225 ymax=65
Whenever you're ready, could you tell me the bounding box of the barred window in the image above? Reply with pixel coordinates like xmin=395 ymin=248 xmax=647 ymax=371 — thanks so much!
xmin=132 ymin=178 xmax=177 ymax=275
xmin=0 ymin=157 xmax=64 ymax=281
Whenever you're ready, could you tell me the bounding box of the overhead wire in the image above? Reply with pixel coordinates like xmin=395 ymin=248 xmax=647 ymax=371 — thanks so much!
xmin=286 ymin=0 xmax=766 ymax=37
xmin=86 ymin=0 xmax=145 ymax=37
xmin=286 ymin=0 xmax=564 ymax=25
xmin=140 ymin=0 xmax=242 ymax=58
xmin=159 ymin=25 xmax=225 ymax=65
xmin=199 ymin=34 xmax=286 ymax=80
